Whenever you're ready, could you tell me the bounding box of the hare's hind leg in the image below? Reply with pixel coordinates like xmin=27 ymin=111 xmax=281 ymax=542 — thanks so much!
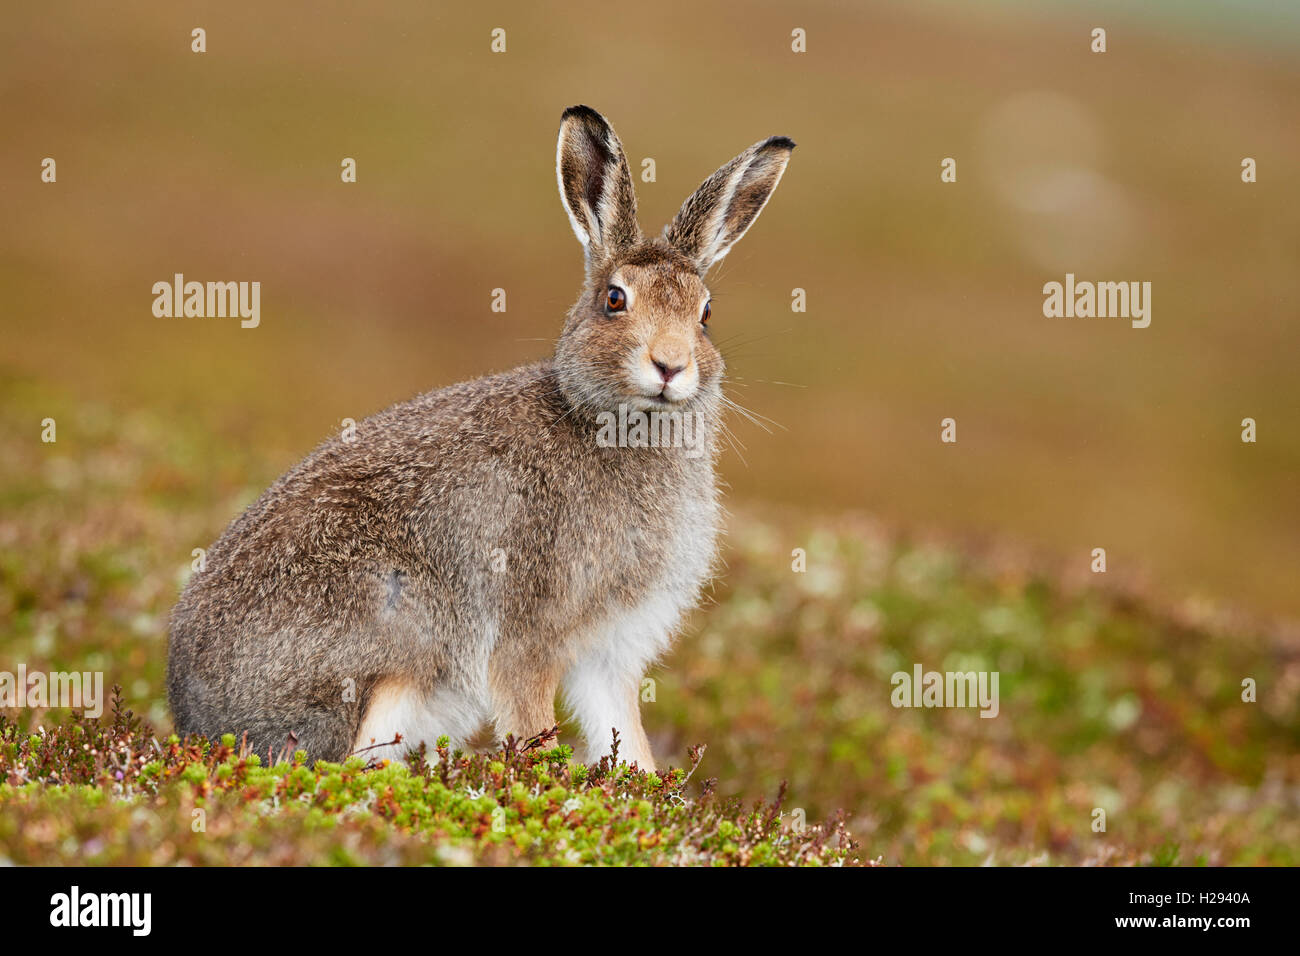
xmin=225 ymin=709 xmax=357 ymax=765
xmin=353 ymin=678 xmax=489 ymax=762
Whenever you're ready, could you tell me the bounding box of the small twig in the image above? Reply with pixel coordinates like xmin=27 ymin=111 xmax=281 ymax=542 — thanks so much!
xmin=519 ymin=725 xmax=560 ymax=753
xmin=349 ymin=733 xmax=403 ymax=757
xmin=678 ymin=743 xmax=707 ymax=790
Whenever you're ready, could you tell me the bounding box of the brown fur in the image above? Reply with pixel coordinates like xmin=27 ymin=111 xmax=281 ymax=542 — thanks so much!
xmin=167 ymin=106 xmax=794 ymax=765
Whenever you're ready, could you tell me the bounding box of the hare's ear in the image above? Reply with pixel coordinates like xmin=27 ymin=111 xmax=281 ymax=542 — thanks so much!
xmin=664 ymin=135 xmax=794 ymax=274
xmin=556 ymin=105 xmax=640 ymax=260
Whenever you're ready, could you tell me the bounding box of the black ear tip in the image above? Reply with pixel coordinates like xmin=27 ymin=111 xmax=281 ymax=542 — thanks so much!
xmin=766 ymin=135 xmax=796 ymax=151
xmin=562 ymin=104 xmax=605 ymax=124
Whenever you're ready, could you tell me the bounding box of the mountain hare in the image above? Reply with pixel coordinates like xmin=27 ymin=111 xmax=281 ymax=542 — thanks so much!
xmin=167 ymin=106 xmax=794 ymax=769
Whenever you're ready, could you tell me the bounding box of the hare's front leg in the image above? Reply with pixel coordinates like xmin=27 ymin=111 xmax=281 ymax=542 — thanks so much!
xmin=562 ymin=644 xmax=657 ymax=771
xmin=488 ymin=651 xmax=561 ymax=748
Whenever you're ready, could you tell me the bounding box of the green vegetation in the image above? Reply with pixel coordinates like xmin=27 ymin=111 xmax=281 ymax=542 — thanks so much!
xmin=0 ymin=697 xmax=851 ymax=866
xmin=2 ymin=0 xmax=1297 ymax=868
xmin=1 ymin=378 xmax=1295 ymax=865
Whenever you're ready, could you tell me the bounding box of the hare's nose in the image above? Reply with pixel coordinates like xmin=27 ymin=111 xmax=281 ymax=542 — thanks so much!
xmin=653 ymin=359 xmax=686 ymax=383
xmin=649 ymin=338 xmax=691 ymax=383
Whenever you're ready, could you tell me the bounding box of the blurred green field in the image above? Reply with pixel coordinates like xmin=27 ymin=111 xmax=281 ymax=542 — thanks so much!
xmin=2 ymin=1 xmax=1298 ymax=864
xmin=2 ymin=0 xmax=1298 ymax=615
xmin=2 ymin=377 xmax=1297 ymax=864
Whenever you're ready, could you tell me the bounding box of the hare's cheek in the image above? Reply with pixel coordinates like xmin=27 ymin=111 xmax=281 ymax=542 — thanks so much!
xmin=695 ymin=343 xmax=723 ymax=380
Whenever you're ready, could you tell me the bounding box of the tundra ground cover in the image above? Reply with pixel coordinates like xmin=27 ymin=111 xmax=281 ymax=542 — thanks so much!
xmin=2 ymin=379 xmax=1295 ymax=865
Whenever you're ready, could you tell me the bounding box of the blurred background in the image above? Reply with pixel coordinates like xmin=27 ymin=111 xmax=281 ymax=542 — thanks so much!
xmin=4 ymin=0 xmax=1297 ymax=616
xmin=2 ymin=1 xmax=1299 ymax=863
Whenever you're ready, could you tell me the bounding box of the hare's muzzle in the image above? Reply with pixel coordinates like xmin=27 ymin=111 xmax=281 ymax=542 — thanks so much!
xmin=632 ymin=336 xmax=698 ymax=404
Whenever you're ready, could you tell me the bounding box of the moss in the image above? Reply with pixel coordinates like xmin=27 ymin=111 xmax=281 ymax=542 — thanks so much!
xmin=0 ymin=698 xmax=853 ymax=866
xmin=0 ymin=376 xmax=1293 ymax=865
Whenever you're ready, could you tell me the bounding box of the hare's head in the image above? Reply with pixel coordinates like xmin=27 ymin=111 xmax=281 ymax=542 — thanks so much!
xmin=553 ymin=105 xmax=793 ymax=417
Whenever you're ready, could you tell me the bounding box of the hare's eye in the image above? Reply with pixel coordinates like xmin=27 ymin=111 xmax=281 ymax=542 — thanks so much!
xmin=606 ymin=286 xmax=627 ymax=313
xmin=701 ymin=301 xmax=711 ymax=326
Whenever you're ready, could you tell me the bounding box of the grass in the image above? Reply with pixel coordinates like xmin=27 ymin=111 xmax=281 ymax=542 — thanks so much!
xmin=0 ymin=695 xmax=851 ymax=866
xmin=1 ymin=375 xmax=1296 ymax=865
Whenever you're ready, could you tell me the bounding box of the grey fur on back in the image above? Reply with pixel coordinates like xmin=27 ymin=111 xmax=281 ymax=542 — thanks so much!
xmin=167 ymin=106 xmax=793 ymax=764
xmin=168 ymin=362 xmax=716 ymax=758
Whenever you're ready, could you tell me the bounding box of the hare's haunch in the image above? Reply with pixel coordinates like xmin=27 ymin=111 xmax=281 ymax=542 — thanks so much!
xmin=166 ymin=106 xmax=794 ymax=769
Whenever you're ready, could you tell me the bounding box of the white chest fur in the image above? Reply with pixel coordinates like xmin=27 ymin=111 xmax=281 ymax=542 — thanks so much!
xmin=355 ymin=470 xmax=719 ymax=767
xmin=560 ymin=481 xmax=719 ymax=766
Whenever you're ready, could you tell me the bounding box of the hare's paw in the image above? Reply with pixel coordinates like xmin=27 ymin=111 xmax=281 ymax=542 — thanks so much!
xmin=562 ymin=656 xmax=655 ymax=772
xmin=354 ymin=678 xmax=488 ymax=761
